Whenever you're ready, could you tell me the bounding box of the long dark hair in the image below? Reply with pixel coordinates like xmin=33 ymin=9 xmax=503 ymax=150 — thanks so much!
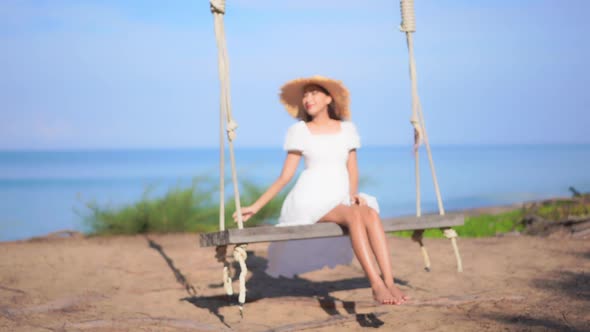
xmin=298 ymin=84 xmax=342 ymax=122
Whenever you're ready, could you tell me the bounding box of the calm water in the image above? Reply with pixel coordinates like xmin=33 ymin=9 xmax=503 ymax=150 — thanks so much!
xmin=1 ymin=145 xmax=589 ymax=242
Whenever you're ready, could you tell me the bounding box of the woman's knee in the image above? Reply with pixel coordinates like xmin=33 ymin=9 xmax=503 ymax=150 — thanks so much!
xmin=345 ymin=206 xmax=364 ymax=227
xmin=359 ymin=205 xmax=380 ymax=224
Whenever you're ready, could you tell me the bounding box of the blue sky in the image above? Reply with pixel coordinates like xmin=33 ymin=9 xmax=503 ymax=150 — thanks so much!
xmin=0 ymin=0 xmax=588 ymax=150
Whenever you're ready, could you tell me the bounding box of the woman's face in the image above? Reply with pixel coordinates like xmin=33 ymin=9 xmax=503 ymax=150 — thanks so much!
xmin=302 ymin=85 xmax=332 ymax=118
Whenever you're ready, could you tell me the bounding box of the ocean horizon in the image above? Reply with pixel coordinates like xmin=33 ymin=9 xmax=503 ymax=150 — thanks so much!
xmin=1 ymin=144 xmax=589 ymax=242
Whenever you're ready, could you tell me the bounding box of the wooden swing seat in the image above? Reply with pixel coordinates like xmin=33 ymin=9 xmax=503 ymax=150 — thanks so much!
xmin=200 ymin=212 xmax=464 ymax=247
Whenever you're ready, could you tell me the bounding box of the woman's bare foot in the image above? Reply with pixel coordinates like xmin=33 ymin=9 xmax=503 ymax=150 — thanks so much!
xmin=372 ymin=283 xmax=396 ymax=305
xmin=385 ymin=283 xmax=409 ymax=305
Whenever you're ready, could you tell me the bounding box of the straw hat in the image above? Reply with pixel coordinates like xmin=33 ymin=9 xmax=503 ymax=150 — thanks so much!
xmin=279 ymin=75 xmax=351 ymax=120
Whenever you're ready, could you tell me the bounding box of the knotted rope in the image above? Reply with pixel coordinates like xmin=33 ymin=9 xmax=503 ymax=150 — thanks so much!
xmin=400 ymin=0 xmax=463 ymax=272
xmin=411 ymin=230 xmax=431 ymax=272
xmin=443 ymin=228 xmax=463 ymax=272
xmin=399 ymin=0 xmax=416 ymax=33
xmin=216 ymin=246 xmax=233 ymax=295
xmin=233 ymin=244 xmax=248 ymax=316
xmin=210 ymin=0 xmax=225 ymax=14
xmin=210 ymin=0 xmax=243 ymax=231
xmin=210 ymin=0 xmax=248 ymax=313
xmin=216 ymin=244 xmax=248 ymax=316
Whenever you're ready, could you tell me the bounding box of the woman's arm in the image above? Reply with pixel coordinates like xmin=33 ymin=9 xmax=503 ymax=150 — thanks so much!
xmin=347 ymin=149 xmax=367 ymax=205
xmin=347 ymin=149 xmax=359 ymax=197
xmin=234 ymin=151 xmax=301 ymax=222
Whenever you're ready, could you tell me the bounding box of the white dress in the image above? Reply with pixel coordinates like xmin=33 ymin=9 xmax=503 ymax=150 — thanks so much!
xmin=265 ymin=120 xmax=380 ymax=278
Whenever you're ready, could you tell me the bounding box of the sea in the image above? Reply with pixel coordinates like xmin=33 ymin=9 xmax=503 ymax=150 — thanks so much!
xmin=1 ymin=145 xmax=589 ymax=242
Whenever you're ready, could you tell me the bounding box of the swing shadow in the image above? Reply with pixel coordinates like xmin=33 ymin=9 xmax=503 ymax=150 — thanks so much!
xmin=146 ymin=237 xmax=197 ymax=296
xmin=180 ymin=250 xmax=410 ymax=328
xmin=145 ymin=236 xmax=233 ymax=328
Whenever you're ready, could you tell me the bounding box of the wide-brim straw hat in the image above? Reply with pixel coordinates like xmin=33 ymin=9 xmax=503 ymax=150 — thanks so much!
xmin=279 ymin=75 xmax=351 ymax=120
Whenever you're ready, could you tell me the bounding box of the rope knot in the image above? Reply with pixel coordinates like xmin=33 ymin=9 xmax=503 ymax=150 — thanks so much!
xmin=233 ymin=244 xmax=248 ymax=310
xmin=411 ymin=115 xmax=423 ymax=149
xmin=443 ymin=228 xmax=458 ymax=239
xmin=410 ymin=114 xmax=420 ymax=127
xmin=216 ymin=245 xmax=233 ymax=295
xmin=226 ymin=119 xmax=238 ymax=141
xmin=399 ymin=0 xmax=417 ymax=32
xmin=210 ymin=0 xmax=226 ymax=14
xmin=233 ymin=244 xmax=247 ymax=261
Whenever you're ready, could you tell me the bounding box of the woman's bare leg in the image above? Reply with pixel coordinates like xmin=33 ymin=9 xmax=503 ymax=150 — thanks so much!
xmin=359 ymin=206 xmax=409 ymax=304
xmin=319 ymin=204 xmax=395 ymax=304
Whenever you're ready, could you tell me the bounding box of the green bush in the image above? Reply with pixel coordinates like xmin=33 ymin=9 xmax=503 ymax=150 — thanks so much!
xmin=83 ymin=181 xmax=590 ymax=238
xmin=533 ymin=198 xmax=590 ymax=220
xmin=82 ymin=178 xmax=287 ymax=236
xmin=392 ymin=210 xmax=525 ymax=238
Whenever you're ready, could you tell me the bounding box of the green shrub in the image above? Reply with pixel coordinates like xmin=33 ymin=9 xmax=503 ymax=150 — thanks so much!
xmin=392 ymin=210 xmax=525 ymax=238
xmin=81 ymin=178 xmax=287 ymax=236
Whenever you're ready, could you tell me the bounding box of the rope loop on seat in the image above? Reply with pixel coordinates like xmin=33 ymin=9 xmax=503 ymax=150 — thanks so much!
xmin=443 ymin=228 xmax=458 ymax=239
xmin=233 ymin=244 xmax=248 ymax=316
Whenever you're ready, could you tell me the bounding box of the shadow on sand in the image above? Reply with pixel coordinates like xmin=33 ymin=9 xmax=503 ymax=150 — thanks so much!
xmin=479 ymin=268 xmax=589 ymax=331
xmin=146 ymin=237 xmax=410 ymax=329
xmin=533 ymin=270 xmax=589 ymax=303
xmin=478 ymin=313 xmax=587 ymax=332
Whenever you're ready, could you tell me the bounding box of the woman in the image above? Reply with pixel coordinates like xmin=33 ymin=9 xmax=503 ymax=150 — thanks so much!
xmin=234 ymin=76 xmax=409 ymax=305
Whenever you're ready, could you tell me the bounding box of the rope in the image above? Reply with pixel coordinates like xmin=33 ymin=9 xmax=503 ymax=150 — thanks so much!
xmin=210 ymin=0 xmax=244 ymax=231
xmin=411 ymin=230 xmax=431 ymax=272
xmin=399 ymin=0 xmax=416 ymax=32
xmin=210 ymin=0 xmax=225 ymax=14
xmin=215 ymin=244 xmax=248 ymax=315
xmin=218 ymin=76 xmax=225 ymax=231
xmin=443 ymin=229 xmax=463 ymax=272
xmin=233 ymin=244 xmax=248 ymax=316
xmin=400 ymin=0 xmax=463 ymax=272
xmin=216 ymin=246 xmax=233 ymax=295
xmin=406 ymin=33 xmax=445 ymax=214
xmin=226 ymin=120 xmax=238 ymax=141
xmin=210 ymin=1 xmax=250 ymax=314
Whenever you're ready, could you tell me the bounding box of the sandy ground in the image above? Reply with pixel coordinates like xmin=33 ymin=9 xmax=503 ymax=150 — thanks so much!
xmin=0 ymin=230 xmax=588 ymax=331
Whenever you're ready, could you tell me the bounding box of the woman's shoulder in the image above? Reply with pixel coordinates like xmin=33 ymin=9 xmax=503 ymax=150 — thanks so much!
xmin=294 ymin=120 xmax=307 ymax=128
xmin=340 ymin=120 xmax=358 ymax=132
xmin=283 ymin=121 xmax=307 ymax=151
xmin=286 ymin=120 xmax=306 ymax=132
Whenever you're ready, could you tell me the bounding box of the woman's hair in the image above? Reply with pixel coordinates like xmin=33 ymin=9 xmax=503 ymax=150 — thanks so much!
xmin=298 ymin=84 xmax=342 ymax=122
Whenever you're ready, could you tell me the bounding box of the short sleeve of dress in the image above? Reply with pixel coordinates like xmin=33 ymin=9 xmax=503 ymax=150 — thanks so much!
xmin=283 ymin=122 xmax=305 ymax=152
xmin=346 ymin=122 xmax=361 ymax=150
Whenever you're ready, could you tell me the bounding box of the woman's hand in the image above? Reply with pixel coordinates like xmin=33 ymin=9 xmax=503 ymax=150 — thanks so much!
xmin=233 ymin=205 xmax=258 ymax=223
xmin=350 ymin=194 xmax=367 ymax=206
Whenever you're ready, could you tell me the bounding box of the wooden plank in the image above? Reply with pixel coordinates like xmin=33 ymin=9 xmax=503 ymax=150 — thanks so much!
xmin=199 ymin=213 xmax=464 ymax=247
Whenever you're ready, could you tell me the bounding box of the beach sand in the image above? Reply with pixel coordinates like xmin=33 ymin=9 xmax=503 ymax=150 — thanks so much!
xmin=0 ymin=228 xmax=588 ymax=331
